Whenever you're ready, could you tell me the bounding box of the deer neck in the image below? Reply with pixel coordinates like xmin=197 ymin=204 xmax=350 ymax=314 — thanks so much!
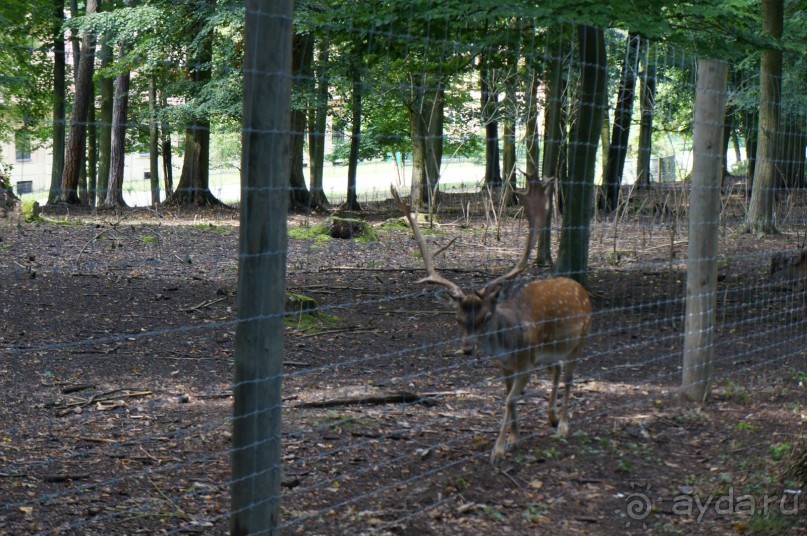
xmin=478 ymin=299 xmax=526 ymax=356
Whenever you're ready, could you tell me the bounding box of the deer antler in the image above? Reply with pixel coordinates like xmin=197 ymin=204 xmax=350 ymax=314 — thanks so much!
xmin=482 ymin=179 xmax=554 ymax=290
xmin=390 ymin=186 xmax=465 ymax=299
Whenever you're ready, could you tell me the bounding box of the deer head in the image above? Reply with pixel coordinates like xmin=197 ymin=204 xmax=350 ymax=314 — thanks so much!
xmin=391 ymin=180 xmax=554 ymax=354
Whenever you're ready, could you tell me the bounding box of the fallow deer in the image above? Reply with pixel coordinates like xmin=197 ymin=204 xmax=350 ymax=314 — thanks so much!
xmin=770 ymin=250 xmax=807 ymax=285
xmin=391 ymin=181 xmax=591 ymax=464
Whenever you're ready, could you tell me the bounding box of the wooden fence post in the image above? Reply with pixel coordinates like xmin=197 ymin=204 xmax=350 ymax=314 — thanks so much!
xmin=231 ymin=1 xmax=292 ymax=534
xmin=682 ymin=59 xmax=728 ymax=403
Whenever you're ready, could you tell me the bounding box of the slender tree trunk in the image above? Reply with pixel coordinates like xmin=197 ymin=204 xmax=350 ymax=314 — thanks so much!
xmin=73 ymin=0 xmax=88 ymax=203
xmin=345 ymin=62 xmax=362 ymax=211
xmin=159 ymin=85 xmax=173 ymax=197
xmin=526 ymin=62 xmax=550 ymax=266
xmin=542 ymin=33 xmax=568 ymax=222
xmin=636 ymin=40 xmax=655 ymax=188
xmin=747 ymin=0 xmax=783 ymax=235
xmin=308 ymin=41 xmax=329 ymax=208
xmin=556 ymin=25 xmax=607 ymax=286
xmin=525 ymin=69 xmax=540 ymax=179
xmin=502 ymin=70 xmax=517 ymax=193
xmin=732 ymin=130 xmax=742 ymax=163
xmin=745 ymin=108 xmax=758 ymax=189
xmin=149 ymin=76 xmax=160 ymax=205
xmin=409 ymin=101 xmax=425 ymax=208
xmin=601 ymin=31 xmax=641 ymax=212
xmin=480 ymin=56 xmax=501 ymax=186
xmin=87 ymin=104 xmax=97 ymax=206
xmin=721 ymin=104 xmax=735 ymax=183
xmin=96 ymin=34 xmax=113 ymax=205
xmin=48 ymin=0 xmax=66 ymax=204
xmin=105 ymin=69 xmax=130 ymax=207
xmin=287 ymin=32 xmax=314 ymax=211
xmin=58 ymin=0 xmax=98 ymax=204
xmin=599 ymin=113 xmax=610 ymax=189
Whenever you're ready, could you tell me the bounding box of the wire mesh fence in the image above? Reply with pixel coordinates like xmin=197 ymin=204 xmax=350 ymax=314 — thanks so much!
xmin=1 ymin=1 xmax=806 ymax=534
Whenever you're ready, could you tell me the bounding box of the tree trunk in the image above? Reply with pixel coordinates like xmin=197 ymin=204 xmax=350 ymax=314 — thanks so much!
xmin=721 ymin=104 xmax=735 ymax=183
xmin=345 ymin=61 xmax=362 ymax=211
xmin=480 ymin=58 xmax=501 ymax=186
xmin=160 ymin=84 xmax=173 ymax=198
xmin=149 ymin=76 xmax=160 ymax=205
xmin=166 ymin=10 xmax=221 ymax=207
xmin=87 ymin=104 xmax=97 ymax=206
xmin=70 ymin=0 xmax=80 ymax=82
xmin=96 ymin=34 xmax=113 ymax=205
xmin=601 ymin=31 xmax=641 ymax=212
xmin=526 ymin=64 xmax=550 ymax=266
xmin=308 ymin=40 xmax=330 ymax=208
xmin=502 ymin=67 xmax=517 ymax=193
xmin=72 ymin=0 xmax=85 ymax=203
xmin=105 ymin=69 xmax=131 ymax=207
xmin=48 ymin=0 xmax=66 ymax=205
xmin=525 ymin=69 xmax=540 ymax=179
xmin=779 ymin=120 xmax=806 ymax=189
xmin=556 ymin=25 xmax=607 ymax=286
xmin=288 ymin=32 xmax=315 ymax=211
xmin=636 ymin=41 xmax=655 ymax=188
xmin=408 ymin=78 xmax=444 ymax=208
xmin=542 ymin=38 xmax=565 ymax=182
xmin=747 ymin=0 xmax=783 ymax=235
xmin=58 ymin=0 xmax=98 ymax=204
xmin=744 ymin=108 xmax=758 ymax=190
xmin=409 ymin=103 xmax=426 ymax=207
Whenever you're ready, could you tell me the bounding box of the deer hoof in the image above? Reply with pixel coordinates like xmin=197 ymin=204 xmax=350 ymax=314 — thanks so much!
xmin=556 ymin=421 xmax=569 ymax=437
xmin=490 ymin=444 xmax=506 ymax=465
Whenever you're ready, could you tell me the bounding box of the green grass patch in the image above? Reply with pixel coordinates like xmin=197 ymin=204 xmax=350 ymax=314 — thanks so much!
xmin=192 ymin=222 xmax=231 ymax=235
xmin=288 ymin=222 xmax=331 ymax=244
xmin=284 ymin=310 xmax=341 ymax=333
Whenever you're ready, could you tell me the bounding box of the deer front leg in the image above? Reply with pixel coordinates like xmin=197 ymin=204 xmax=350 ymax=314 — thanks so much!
xmin=491 ymin=369 xmax=530 ymax=464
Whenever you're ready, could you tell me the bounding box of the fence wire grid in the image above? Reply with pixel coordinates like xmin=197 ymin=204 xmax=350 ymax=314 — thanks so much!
xmin=1 ymin=1 xmax=806 ymax=535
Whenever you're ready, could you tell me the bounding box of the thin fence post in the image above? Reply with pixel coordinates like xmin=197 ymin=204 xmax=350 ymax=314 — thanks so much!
xmin=231 ymin=1 xmax=292 ymax=534
xmin=682 ymin=58 xmax=728 ymax=403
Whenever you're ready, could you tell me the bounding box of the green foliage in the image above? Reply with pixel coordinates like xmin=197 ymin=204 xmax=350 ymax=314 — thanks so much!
xmin=21 ymin=200 xmax=42 ymax=222
xmin=769 ymin=442 xmax=791 ymax=461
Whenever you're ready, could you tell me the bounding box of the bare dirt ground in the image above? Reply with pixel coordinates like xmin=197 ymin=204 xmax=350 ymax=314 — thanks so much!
xmin=0 ymin=191 xmax=806 ymax=535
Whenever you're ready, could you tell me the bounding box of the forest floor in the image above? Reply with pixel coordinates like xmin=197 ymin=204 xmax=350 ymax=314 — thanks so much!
xmin=0 ymin=189 xmax=806 ymax=535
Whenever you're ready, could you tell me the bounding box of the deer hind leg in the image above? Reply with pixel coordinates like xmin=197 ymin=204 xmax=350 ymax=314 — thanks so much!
xmin=491 ymin=369 xmax=530 ymax=464
xmin=547 ymin=363 xmax=561 ymax=428
xmin=556 ymin=356 xmax=578 ymax=437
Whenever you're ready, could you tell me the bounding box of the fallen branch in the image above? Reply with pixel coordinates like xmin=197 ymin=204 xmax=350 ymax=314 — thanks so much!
xmin=42 ymin=473 xmax=91 ymax=483
xmin=54 ymin=388 xmax=153 ymax=416
xmin=296 ymin=390 xmax=442 ymax=408
xmin=298 ymin=327 xmax=378 ymax=338
xmin=184 ymin=297 xmax=227 ymax=312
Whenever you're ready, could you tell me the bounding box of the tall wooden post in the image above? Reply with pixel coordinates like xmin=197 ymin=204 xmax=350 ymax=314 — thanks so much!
xmin=682 ymin=59 xmax=728 ymax=403
xmin=231 ymin=1 xmax=292 ymax=534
